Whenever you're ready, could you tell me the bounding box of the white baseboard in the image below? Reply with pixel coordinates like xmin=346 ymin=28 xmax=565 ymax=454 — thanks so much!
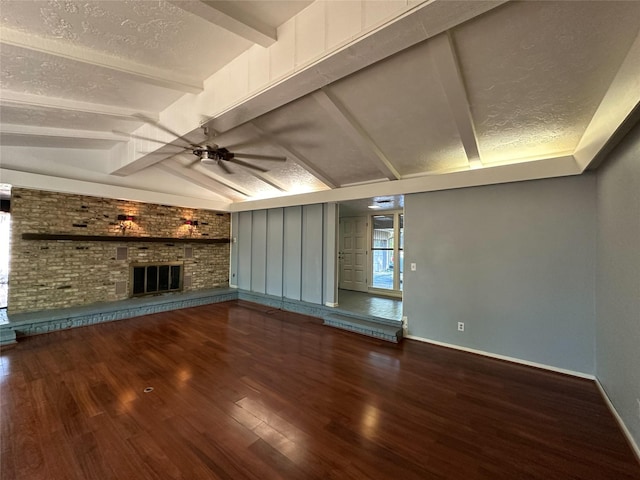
xmin=325 ymin=302 xmax=339 ymax=308
xmin=595 ymin=379 xmax=640 ymax=463
xmin=404 ymin=335 xmax=595 ymax=380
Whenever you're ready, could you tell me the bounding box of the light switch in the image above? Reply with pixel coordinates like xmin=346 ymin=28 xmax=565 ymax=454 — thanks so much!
xmin=410 ymin=263 xmax=417 ymax=271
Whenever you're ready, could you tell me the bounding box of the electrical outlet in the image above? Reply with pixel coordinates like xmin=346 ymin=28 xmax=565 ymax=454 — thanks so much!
xmin=410 ymin=263 xmax=417 ymax=271
xmin=457 ymin=322 xmax=465 ymax=332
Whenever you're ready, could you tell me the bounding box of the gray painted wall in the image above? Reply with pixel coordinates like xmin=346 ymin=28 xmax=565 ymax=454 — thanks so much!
xmin=283 ymin=206 xmax=302 ymax=300
xmin=301 ymin=204 xmax=324 ymax=304
xmin=251 ymin=210 xmax=267 ymax=293
xmin=596 ymin=121 xmax=640 ymax=447
xmin=230 ymin=211 xmax=239 ymax=287
xmin=237 ymin=212 xmax=252 ymax=291
xmin=266 ymin=209 xmax=284 ymax=297
xmin=231 ymin=203 xmax=336 ymax=306
xmin=323 ymin=203 xmax=339 ymax=306
xmin=404 ymin=175 xmax=596 ymax=374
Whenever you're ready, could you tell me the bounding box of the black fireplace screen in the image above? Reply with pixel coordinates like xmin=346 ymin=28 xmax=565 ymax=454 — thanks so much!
xmin=131 ymin=263 xmax=182 ymax=296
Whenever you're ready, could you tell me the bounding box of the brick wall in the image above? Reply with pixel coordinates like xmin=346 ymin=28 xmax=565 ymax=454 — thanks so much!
xmin=8 ymin=188 xmax=230 ymax=314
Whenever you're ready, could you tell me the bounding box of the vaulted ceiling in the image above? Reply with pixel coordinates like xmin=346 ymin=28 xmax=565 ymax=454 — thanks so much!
xmin=1 ymin=0 xmax=639 ymax=212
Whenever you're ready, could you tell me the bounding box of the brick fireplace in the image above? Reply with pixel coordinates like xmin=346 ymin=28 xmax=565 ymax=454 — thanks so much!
xmin=8 ymin=188 xmax=230 ymax=314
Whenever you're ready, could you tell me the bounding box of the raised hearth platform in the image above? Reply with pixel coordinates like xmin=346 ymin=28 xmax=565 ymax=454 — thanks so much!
xmin=0 ymin=288 xmax=237 ymax=347
xmin=237 ymin=290 xmax=403 ymax=343
xmin=0 ymin=289 xmax=403 ymax=346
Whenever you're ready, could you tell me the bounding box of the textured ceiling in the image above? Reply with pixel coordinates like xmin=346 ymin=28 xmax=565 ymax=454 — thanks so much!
xmin=0 ymin=43 xmax=185 ymax=110
xmin=0 ymin=0 xmax=252 ymax=76
xmin=0 ymin=104 xmax=140 ymax=132
xmin=1 ymin=0 xmax=639 ymax=211
xmin=327 ymin=41 xmax=469 ymax=176
xmin=453 ymin=0 xmax=640 ymax=164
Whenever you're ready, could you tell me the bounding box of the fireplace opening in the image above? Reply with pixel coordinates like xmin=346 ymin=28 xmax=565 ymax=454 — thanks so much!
xmin=131 ymin=262 xmax=183 ymax=296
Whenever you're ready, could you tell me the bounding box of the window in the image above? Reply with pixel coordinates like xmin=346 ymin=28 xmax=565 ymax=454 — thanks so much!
xmin=371 ymin=212 xmax=403 ymax=292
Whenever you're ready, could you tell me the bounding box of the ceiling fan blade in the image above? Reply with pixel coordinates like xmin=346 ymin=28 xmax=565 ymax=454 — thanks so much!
xmin=229 ymin=158 xmax=268 ymax=173
xmin=132 ymin=114 xmax=199 ymax=147
xmin=233 ymin=153 xmax=287 ymax=162
xmin=185 ymin=155 xmax=201 ymax=168
xmin=267 ymin=122 xmax=314 ymax=137
xmin=217 ymin=160 xmax=233 ymax=174
xmin=114 ymin=130 xmax=193 ymax=149
xmin=219 ymin=140 xmax=257 ymax=151
xmin=225 ymin=139 xmax=317 ymax=151
xmin=138 ymin=148 xmax=191 ymax=154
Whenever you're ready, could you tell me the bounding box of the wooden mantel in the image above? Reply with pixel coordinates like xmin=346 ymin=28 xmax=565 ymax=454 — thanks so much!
xmin=21 ymin=233 xmax=230 ymax=244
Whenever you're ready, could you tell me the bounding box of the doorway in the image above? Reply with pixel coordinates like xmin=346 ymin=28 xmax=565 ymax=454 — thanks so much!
xmin=338 ymin=216 xmax=368 ymax=292
xmin=336 ymin=197 xmax=404 ymax=318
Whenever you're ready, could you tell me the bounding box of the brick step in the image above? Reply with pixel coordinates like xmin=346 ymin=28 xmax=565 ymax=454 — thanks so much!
xmin=323 ymin=313 xmax=403 ymax=343
xmin=0 ymin=288 xmax=238 ymax=346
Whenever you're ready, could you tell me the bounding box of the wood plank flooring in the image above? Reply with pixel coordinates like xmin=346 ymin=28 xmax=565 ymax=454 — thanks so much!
xmin=1 ymin=300 xmax=639 ymax=479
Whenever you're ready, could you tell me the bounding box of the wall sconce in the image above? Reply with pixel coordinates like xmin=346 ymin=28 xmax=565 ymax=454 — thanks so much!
xmin=183 ymin=219 xmax=198 ymax=236
xmin=117 ymin=215 xmax=136 ymax=235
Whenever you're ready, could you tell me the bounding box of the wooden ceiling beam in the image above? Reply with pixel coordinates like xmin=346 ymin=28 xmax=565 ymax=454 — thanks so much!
xmin=0 ymin=27 xmax=203 ymax=94
xmin=168 ymin=1 xmax=276 ymax=47
xmin=430 ymin=31 xmax=482 ymax=169
xmin=0 ymin=91 xmax=158 ymax=122
xmin=0 ymin=123 xmax=130 ymax=142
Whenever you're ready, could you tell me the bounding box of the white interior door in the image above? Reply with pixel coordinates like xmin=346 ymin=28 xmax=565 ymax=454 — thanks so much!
xmin=339 ymin=217 xmax=368 ymax=292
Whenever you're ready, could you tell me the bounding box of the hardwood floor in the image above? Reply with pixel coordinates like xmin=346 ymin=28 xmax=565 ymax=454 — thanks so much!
xmin=1 ymin=300 xmax=639 ymax=479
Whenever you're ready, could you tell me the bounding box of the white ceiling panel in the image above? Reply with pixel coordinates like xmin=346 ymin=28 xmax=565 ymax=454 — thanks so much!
xmin=0 ymin=44 xmax=184 ymax=111
xmin=254 ymin=95 xmax=387 ymax=186
xmin=453 ymin=0 xmax=640 ymax=164
xmin=0 ymin=133 xmax=119 ymax=150
xmin=0 ymin=0 xmax=252 ymax=77
xmin=257 ymin=161 xmax=329 ymax=194
xmin=0 ymin=104 xmax=143 ymax=133
xmin=328 ymin=41 xmax=469 ymax=176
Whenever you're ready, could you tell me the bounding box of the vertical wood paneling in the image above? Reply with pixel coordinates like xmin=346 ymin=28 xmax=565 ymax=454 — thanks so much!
xmin=251 ymin=210 xmax=267 ymax=293
xmin=283 ymin=206 xmax=302 ymax=300
xmin=266 ymin=208 xmax=284 ymax=297
xmin=230 ymin=213 xmax=239 ymax=287
xmin=237 ymin=211 xmax=252 ymax=290
xmin=323 ymin=203 xmax=338 ymax=306
xmin=302 ymin=204 xmax=324 ymax=304
xmin=235 ymin=203 xmax=336 ymax=307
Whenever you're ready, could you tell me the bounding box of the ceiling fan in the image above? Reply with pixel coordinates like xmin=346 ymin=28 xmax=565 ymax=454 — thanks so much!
xmin=116 ymin=114 xmax=287 ymax=176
